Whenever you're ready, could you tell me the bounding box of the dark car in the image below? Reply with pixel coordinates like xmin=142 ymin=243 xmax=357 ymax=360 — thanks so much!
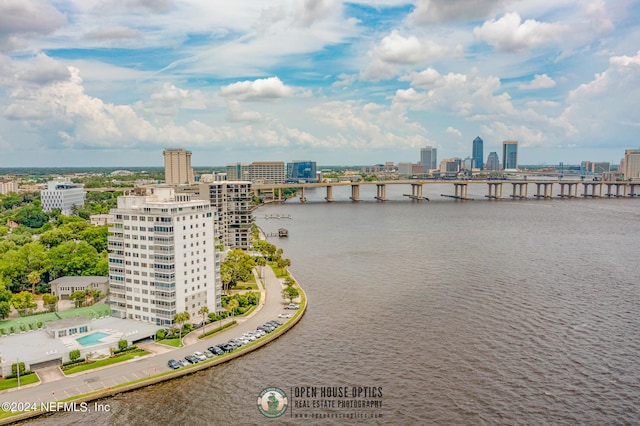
xmin=270 ymin=319 xmax=283 ymax=326
xmin=208 ymin=346 xmax=225 ymax=356
xmin=185 ymin=355 xmax=199 ymax=364
xmin=258 ymin=325 xmax=274 ymax=333
xmin=167 ymin=359 xmax=180 ymax=369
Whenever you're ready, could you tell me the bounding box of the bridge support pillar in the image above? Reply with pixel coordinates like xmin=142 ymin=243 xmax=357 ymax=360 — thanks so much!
xmin=375 ymin=184 xmax=387 ymax=201
xmin=511 ymin=183 xmax=527 ymax=199
xmin=325 ymin=186 xmax=334 ymax=202
xmin=486 ymin=182 xmax=503 ymax=199
xmin=299 ymin=187 xmax=306 ymax=203
xmin=630 ymin=184 xmax=638 ymax=197
xmin=350 ymin=184 xmax=361 ymax=202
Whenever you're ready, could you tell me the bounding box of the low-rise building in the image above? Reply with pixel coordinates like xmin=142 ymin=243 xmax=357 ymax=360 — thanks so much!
xmin=41 ymin=179 xmax=85 ymax=215
xmin=50 ymin=276 xmax=109 ymax=300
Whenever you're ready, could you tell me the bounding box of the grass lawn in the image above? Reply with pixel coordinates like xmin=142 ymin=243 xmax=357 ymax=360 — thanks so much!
xmin=267 ymin=263 xmax=289 ymax=278
xmin=157 ymin=338 xmax=182 ymax=347
xmin=0 ymin=373 xmax=40 ymax=390
xmin=63 ymin=350 xmax=150 ymax=375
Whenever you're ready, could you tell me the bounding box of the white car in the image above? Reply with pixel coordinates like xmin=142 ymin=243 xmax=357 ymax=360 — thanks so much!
xmin=284 ymin=303 xmax=299 ymax=310
xmin=278 ymin=313 xmax=293 ymax=318
xmin=193 ymin=351 xmax=207 ymax=361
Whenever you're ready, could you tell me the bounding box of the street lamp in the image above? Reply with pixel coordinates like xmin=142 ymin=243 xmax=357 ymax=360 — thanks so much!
xmin=17 ymin=356 xmax=20 ymax=390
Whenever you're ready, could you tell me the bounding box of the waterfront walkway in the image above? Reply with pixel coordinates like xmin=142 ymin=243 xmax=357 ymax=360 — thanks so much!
xmin=0 ymin=265 xmax=299 ymax=422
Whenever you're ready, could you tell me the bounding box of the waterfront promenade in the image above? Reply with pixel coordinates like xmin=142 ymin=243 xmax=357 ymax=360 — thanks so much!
xmin=0 ymin=265 xmax=305 ymax=424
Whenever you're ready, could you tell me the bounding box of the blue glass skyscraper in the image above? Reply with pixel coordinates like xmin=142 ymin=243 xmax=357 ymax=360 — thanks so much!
xmin=472 ymin=137 xmax=483 ymax=170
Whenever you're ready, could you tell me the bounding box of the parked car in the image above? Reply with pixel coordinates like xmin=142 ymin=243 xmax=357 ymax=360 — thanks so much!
xmin=284 ymin=303 xmax=299 ymax=310
xmin=178 ymin=359 xmax=190 ymax=367
xmin=208 ymin=346 xmax=225 ymax=356
xmin=202 ymin=350 xmax=215 ymax=359
xmin=270 ymin=319 xmax=283 ymax=326
xmin=193 ymin=351 xmax=207 ymax=361
xmin=185 ymin=355 xmax=199 ymax=364
xmin=167 ymin=359 xmax=180 ymax=369
xmin=278 ymin=313 xmax=293 ymax=318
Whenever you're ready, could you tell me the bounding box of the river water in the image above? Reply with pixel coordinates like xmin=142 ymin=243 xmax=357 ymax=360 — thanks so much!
xmin=28 ymin=184 xmax=640 ymax=425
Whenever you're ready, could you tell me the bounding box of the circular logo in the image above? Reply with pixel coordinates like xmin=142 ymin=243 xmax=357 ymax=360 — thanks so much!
xmin=257 ymin=387 xmax=288 ymax=418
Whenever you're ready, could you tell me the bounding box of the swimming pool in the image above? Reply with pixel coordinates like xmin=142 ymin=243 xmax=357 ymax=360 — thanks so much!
xmin=76 ymin=332 xmax=109 ymax=346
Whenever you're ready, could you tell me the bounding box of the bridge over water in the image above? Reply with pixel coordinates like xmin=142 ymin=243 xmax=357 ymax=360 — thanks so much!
xmin=253 ymin=180 xmax=640 ymax=202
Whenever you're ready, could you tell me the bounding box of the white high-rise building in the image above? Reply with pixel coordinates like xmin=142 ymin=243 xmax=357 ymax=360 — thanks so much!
xmin=41 ymin=179 xmax=85 ymax=215
xmin=108 ymin=187 xmax=220 ymax=326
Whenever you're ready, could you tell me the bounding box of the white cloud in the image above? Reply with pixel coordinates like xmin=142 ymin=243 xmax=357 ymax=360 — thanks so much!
xmin=16 ymin=53 xmax=71 ymax=85
xmin=474 ymin=12 xmax=568 ymax=52
xmin=0 ymin=0 xmax=67 ymax=52
xmin=446 ymin=126 xmax=462 ymax=137
xmin=220 ymin=77 xmax=294 ymax=101
xmin=84 ymin=27 xmax=142 ymax=42
xmin=409 ymin=0 xmax=510 ymax=24
xmin=559 ymin=50 xmax=640 ymax=143
xmin=519 ymin=74 xmax=556 ymax=90
xmin=362 ymin=31 xmax=446 ymax=80
xmin=295 ymin=0 xmax=341 ymax=27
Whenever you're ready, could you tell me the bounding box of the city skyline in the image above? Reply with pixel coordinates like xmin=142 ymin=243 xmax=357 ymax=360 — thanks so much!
xmin=1 ymin=1 xmax=639 ymax=167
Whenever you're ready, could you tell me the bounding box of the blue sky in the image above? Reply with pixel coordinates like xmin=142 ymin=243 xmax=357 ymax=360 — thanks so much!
xmin=0 ymin=0 xmax=639 ymax=167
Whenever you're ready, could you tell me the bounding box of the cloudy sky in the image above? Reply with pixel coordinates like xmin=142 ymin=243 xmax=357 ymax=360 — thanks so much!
xmin=1 ymin=0 xmax=639 ymax=167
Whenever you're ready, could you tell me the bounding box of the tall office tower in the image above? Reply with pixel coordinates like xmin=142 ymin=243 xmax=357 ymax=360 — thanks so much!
xmin=163 ymin=148 xmax=195 ymax=185
xmin=420 ymin=146 xmax=438 ymax=171
xmin=287 ymin=161 xmax=317 ymax=182
xmin=472 ymin=136 xmax=484 ymax=170
xmin=502 ymin=140 xmax=518 ymax=170
xmin=108 ymin=187 xmax=220 ymax=326
xmin=486 ymin=152 xmax=499 ymax=171
xmin=199 ymin=181 xmax=253 ymax=250
xmin=624 ymin=149 xmax=640 ymax=180
xmin=41 ymin=179 xmax=85 ymax=215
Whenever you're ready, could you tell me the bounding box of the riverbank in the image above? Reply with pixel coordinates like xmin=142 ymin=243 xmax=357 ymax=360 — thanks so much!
xmin=0 ymin=269 xmax=307 ymax=425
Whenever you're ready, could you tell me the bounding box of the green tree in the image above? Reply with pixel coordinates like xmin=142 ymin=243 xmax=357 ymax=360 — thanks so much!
xmin=70 ymin=290 xmax=86 ymax=308
xmin=79 ymin=226 xmax=109 ymax=253
xmin=27 ymin=271 xmax=41 ymax=294
xmin=282 ymin=286 xmax=299 ymax=303
xmin=0 ymin=277 xmax=13 ymax=319
xmin=69 ymin=349 xmax=81 ymax=362
xmin=173 ymin=311 xmax=191 ymax=345
xmin=118 ymin=339 xmax=128 ymax=351
xmin=42 ymin=293 xmax=58 ymax=312
xmin=13 ymin=205 xmax=49 ymax=228
xmin=49 ymin=241 xmax=101 ymax=279
xmin=220 ymin=249 xmax=255 ymax=292
xmin=255 ymin=257 xmax=267 ymax=278
xmin=199 ymin=306 xmax=209 ymax=334
xmin=226 ymin=299 xmax=239 ymax=317
xmin=11 ymin=291 xmax=37 ymax=317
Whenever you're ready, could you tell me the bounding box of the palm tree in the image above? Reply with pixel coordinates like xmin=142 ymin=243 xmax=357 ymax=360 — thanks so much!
xmin=173 ymin=311 xmax=191 ymax=346
xmin=198 ymin=306 xmax=209 ymax=335
xmin=256 ymin=257 xmax=267 ymax=279
xmin=227 ymin=299 xmax=239 ymax=319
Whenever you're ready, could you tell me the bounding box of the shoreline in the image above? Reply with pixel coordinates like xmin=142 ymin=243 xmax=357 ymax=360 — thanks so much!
xmin=0 ymin=270 xmax=307 ymax=425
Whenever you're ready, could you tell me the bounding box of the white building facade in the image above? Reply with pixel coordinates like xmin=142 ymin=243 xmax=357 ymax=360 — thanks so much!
xmin=108 ymin=187 xmax=221 ymax=326
xmin=41 ymin=180 xmax=85 ymax=215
